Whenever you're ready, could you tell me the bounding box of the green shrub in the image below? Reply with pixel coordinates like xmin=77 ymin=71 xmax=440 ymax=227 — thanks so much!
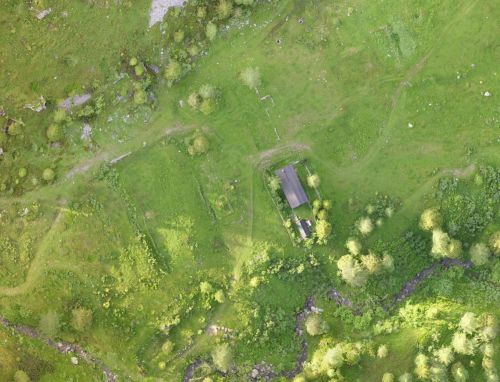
xmin=200 ymin=98 xmax=216 ymax=115
xmin=206 ymin=22 xmax=217 ymax=41
xmin=161 ymin=340 xmax=174 ymax=355
xmin=164 ymin=60 xmax=182 ymax=84
xmin=398 ymin=372 xmax=412 ymax=382
xmin=345 ymin=238 xmax=362 ymax=256
xmin=305 ymin=313 xmax=329 ymax=336
xmin=337 ymin=254 xmax=368 ymax=287
xmin=451 ymin=362 xmax=469 ymax=382
xmin=133 ymin=89 xmax=147 ymax=105
xmin=307 ymin=174 xmax=320 ymax=188
xmin=8 ymin=120 xmax=23 ymax=136
xmin=13 ymin=370 xmax=31 ymax=382
xmin=358 ymin=217 xmax=374 ymax=235
xmin=129 ymin=57 xmax=138 ymax=66
xmin=42 ymin=168 xmax=55 ymax=182
xmin=197 ymin=7 xmax=207 ymax=18
xmin=53 ymin=108 xmax=67 ymax=123
xmin=216 ymin=0 xmax=233 ymax=19
xmin=414 ymin=353 xmax=429 ymax=380
xmin=134 ymin=63 xmax=145 ymax=77
xmin=490 ymin=231 xmax=500 ymax=256
xmin=470 ymin=243 xmax=490 ymax=266
xmin=315 ymin=219 xmax=332 ymax=244
xmin=459 ymin=312 xmax=478 ymax=334
xmin=431 ymin=229 xmax=462 ymax=258
xmin=420 ymin=208 xmax=442 ymax=231
xmin=199 ymin=84 xmax=217 ymax=100
xmin=361 ymin=252 xmax=382 ymax=274
xmin=377 ymin=344 xmax=388 ymax=358
xmin=174 ymin=29 xmax=185 ymax=43
xmin=188 ymin=92 xmax=202 ymax=109
xmin=434 ymin=346 xmax=454 ymax=366
xmin=46 ymin=123 xmax=62 ymax=142
xmin=451 ymin=331 xmax=475 ymax=355
xmin=382 ymin=373 xmax=394 ymax=382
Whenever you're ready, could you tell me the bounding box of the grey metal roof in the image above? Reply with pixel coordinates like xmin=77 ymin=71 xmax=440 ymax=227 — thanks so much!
xmin=275 ymin=165 xmax=309 ymax=209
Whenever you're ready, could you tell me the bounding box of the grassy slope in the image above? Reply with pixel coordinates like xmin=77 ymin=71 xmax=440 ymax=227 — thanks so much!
xmin=0 ymin=0 xmax=499 ymax=380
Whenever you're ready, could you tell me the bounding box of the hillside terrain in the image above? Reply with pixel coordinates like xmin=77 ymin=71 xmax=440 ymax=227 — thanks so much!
xmin=0 ymin=0 xmax=499 ymax=381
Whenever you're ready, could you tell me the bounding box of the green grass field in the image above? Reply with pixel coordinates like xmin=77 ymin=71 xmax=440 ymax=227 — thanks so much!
xmin=0 ymin=0 xmax=499 ymax=380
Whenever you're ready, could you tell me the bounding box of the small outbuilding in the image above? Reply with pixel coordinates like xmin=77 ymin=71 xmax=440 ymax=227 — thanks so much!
xmin=275 ymin=165 xmax=309 ymax=209
xmin=296 ymin=218 xmax=312 ymax=240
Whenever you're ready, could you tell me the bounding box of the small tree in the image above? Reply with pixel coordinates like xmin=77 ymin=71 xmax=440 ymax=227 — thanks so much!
xmin=470 ymin=243 xmax=490 ymax=266
xmin=323 ymin=345 xmax=344 ymax=368
xmin=188 ymin=92 xmax=202 ymax=109
xmin=173 ymin=29 xmax=185 ymax=43
xmin=382 ymin=373 xmax=395 ymax=382
xmin=268 ymin=176 xmax=281 ymax=192
xmin=361 ymin=252 xmax=382 ymax=274
xmin=459 ymin=312 xmax=478 ymax=334
xmin=307 ymin=174 xmax=320 ymax=188
xmin=315 ymin=219 xmax=332 ymax=244
xmin=212 ymin=343 xmax=232 ymax=372
xmin=214 ymin=289 xmax=225 ymax=303
xmin=305 ymin=313 xmax=329 ymax=336
xmin=420 ymin=208 xmax=442 ymax=231
xmin=199 ymin=84 xmax=217 ymax=99
xmin=381 ymin=253 xmax=395 ymax=272
xmin=13 ymin=370 xmax=31 ymax=382
xmin=164 ymin=60 xmax=182 ymax=84
xmin=42 ymin=168 xmax=55 ymax=182
xmin=357 ymin=217 xmax=374 ymax=236
xmin=345 ymin=238 xmax=362 ymax=256
xmin=200 ymin=98 xmax=216 ymax=115
xmin=46 ymin=124 xmax=62 ymax=142
xmin=434 ymin=346 xmax=454 ymax=366
xmin=337 ymin=255 xmax=368 ymax=287
xmin=431 ymin=229 xmax=462 ymax=258
xmin=7 ymin=120 xmax=23 ymax=136
xmin=429 ymin=362 xmax=447 ymax=382
xmin=200 ymin=281 xmax=213 ymax=294
xmin=216 ymin=0 xmax=233 ymax=19
xmin=489 ymin=231 xmax=500 ymax=256
xmin=377 ymin=344 xmax=389 ymax=358
xmin=53 ymin=108 xmax=67 ymax=123
xmin=189 ymin=135 xmax=210 ymax=155
xmin=161 ymin=340 xmax=174 ymax=355
xmin=133 ymin=89 xmax=147 ymax=105
xmin=239 ymin=67 xmax=261 ymax=91
xmin=451 ymin=331 xmax=475 ymax=355
xmin=451 ymin=362 xmax=469 ymax=382
xmin=414 ymin=353 xmax=429 ymax=380
xmin=398 ymin=373 xmax=413 ymax=382
xmin=206 ymin=22 xmax=217 ymax=41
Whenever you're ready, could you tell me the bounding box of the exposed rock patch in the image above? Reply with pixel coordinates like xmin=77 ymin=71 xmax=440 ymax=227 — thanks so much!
xmin=149 ymin=0 xmax=185 ymax=28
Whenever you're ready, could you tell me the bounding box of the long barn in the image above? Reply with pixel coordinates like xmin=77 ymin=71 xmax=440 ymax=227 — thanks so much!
xmin=275 ymin=165 xmax=309 ymax=209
